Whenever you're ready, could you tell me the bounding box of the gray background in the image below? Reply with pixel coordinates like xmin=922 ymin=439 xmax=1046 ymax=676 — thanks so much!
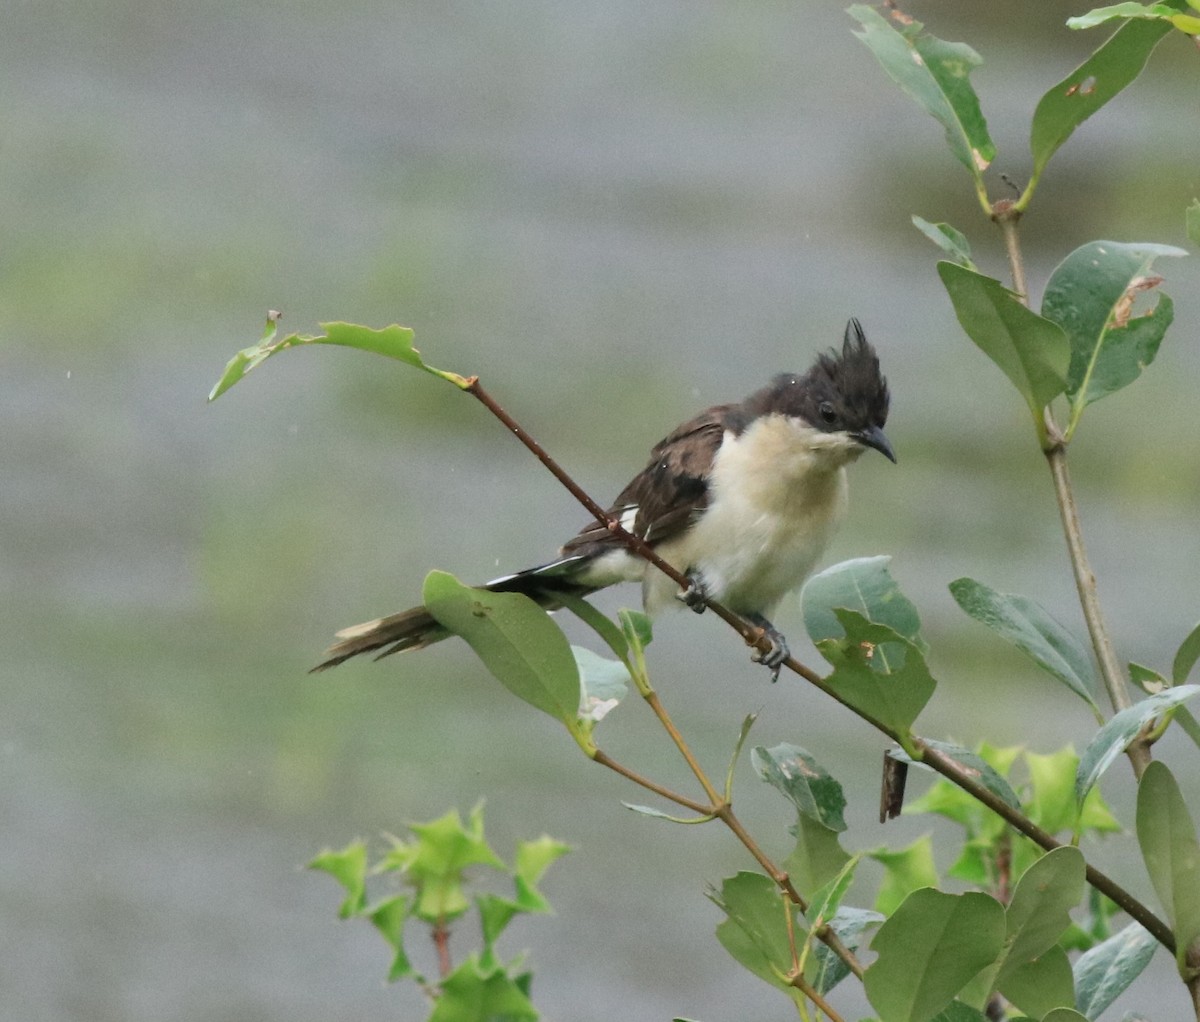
xmin=4 ymin=2 xmax=1199 ymax=1019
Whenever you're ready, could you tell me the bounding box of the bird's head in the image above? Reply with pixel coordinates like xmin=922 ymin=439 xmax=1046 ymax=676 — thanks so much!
xmin=745 ymin=318 xmax=894 ymax=465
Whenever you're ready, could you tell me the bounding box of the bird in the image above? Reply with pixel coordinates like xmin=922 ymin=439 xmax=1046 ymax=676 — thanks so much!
xmin=313 ymin=318 xmax=893 ymax=677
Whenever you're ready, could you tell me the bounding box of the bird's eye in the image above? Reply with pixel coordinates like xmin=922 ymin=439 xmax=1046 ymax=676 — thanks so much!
xmin=818 ymin=401 xmax=837 ymax=425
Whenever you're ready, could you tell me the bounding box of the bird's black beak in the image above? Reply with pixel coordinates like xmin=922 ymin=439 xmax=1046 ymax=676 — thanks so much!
xmin=856 ymin=425 xmax=896 ymax=463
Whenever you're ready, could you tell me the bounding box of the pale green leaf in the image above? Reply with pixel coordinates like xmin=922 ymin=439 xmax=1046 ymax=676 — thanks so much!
xmin=1073 ymin=922 xmax=1158 ymax=1019
xmin=1076 ymin=686 xmax=1200 ymax=803
xmin=950 ymin=577 xmax=1098 ymax=710
xmin=1136 ymin=761 xmax=1200 ymax=967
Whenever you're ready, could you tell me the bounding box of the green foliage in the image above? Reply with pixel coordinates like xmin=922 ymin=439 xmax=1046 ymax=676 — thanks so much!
xmin=949 ymin=577 xmax=1100 ymax=714
xmin=866 ymin=888 xmax=1007 ymax=1022
xmin=848 ymin=6 xmax=994 ymax=204
xmin=309 ymin=805 xmax=567 ymax=1019
xmin=209 ymin=316 xmax=470 ymax=401
xmin=1136 ymin=762 xmax=1200 ymax=972
xmin=936 ymin=262 xmax=1071 ymax=433
xmin=1042 ymin=241 xmax=1184 ymax=437
xmin=210 ymin=4 xmax=1200 ymax=1018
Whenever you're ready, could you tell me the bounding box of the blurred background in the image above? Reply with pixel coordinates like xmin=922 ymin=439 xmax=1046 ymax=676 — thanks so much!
xmin=3 ymin=1 xmax=1199 ymax=1019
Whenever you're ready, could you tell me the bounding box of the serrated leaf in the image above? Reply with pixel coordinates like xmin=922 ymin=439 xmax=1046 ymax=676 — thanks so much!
xmin=802 ymin=555 xmax=925 ymax=655
xmin=513 ymin=835 xmax=569 ymax=914
xmin=1073 ymin=922 xmax=1158 ymax=1019
xmin=1041 ymin=241 xmax=1183 ymax=429
xmin=818 ymin=611 xmax=937 ymax=736
xmin=476 ymin=893 xmax=522 ymax=957
xmin=709 ymin=871 xmax=799 ymax=993
xmin=423 ymin=570 xmax=582 ymax=732
xmin=1136 ymin=761 xmax=1200 ymax=968
xmin=913 ymin=216 xmax=975 ymax=268
xmin=937 ymin=262 xmax=1071 ymax=421
xmin=950 ymin=578 xmax=1099 ymax=710
xmin=752 ymin=743 xmax=847 ymax=832
xmin=398 ymin=805 xmax=506 ymax=924
xmin=866 ymin=888 xmax=1006 ymax=1022
xmin=309 ymin=841 xmax=368 ymax=918
xmin=848 ymin=6 xmax=994 ymax=180
xmin=428 ymin=954 xmax=539 ymax=1022
xmin=871 ymin=836 xmax=939 ymax=916
xmin=1076 ymin=686 xmax=1200 ymax=803
xmin=1030 ymin=13 xmax=1177 ymax=187
xmin=209 ymin=318 xmax=469 ymax=401
xmin=366 ymin=894 xmax=419 ymax=982
xmin=1172 ymin=620 xmax=1200 ymax=684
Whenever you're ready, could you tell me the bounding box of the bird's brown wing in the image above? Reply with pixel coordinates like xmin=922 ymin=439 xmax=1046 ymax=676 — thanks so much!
xmin=561 ymin=404 xmax=735 ymax=556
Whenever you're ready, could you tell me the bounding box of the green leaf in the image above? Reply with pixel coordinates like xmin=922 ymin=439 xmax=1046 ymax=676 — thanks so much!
xmin=866 ymin=888 xmax=1006 ymax=1022
xmin=1026 ymin=748 xmax=1083 ymax=834
xmin=1136 ymin=760 xmax=1200 ymax=968
xmin=475 ymin=893 xmax=522 ymax=959
xmin=1029 ymin=13 xmax=1177 ymax=190
xmin=1076 ymin=686 xmax=1200 ymax=803
xmin=950 ymin=577 xmax=1099 ymax=710
xmin=870 ymin=836 xmax=939 ymax=916
xmin=783 ymin=813 xmax=852 ymax=894
xmin=818 ymin=611 xmax=937 ymax=737
xmin=913 ymin=216 xmax=975 ymax=269
xmin=812 ymin=906 xmax=884 ymax=996
xmin=1042 ymin=241 xmax=1183 ymax=426
xmin=513 ymin=835 xmax=570 ymax=913
xmin=1172 ymin=620 xmax=1200 ymax=684
xmin=848 ymin=6 xmax=995 ymax=182
xmin=423 ymin=571 xmax=583 ymax=733
xmin=428 ymin=955 xmax=539 ymax=1022
xmin=802 ymin=555 xmax=925 ymax=653
xmin=710 ymin=871 xmax=799 ymax=993
xmin=309 ymin=841 xmax=368 ymax=918
xmin=209 ymin=318 xmax=469 ymax=401
xmin=1073 ymin=922 xmax=1158 ymax=1018
xmin=998 ymin=946 xmax=1076 ymax=1019
xmin=1188 ymin=199 xmax=1200 ymax=246
xmin=752 ymin=743 xmax=847 ymax=832
xmin=1067 ymin=2 xmax=1186 ymax=29
xmin=1001 ymin=847 xmax=1087 ymax=982
xmin=378 ymin=805 xmax=506 ymax=925
xmin=366 ymin=894 xmax=418 ymax=982
xmin=937 ymin=262 xmax=1071 ymax=422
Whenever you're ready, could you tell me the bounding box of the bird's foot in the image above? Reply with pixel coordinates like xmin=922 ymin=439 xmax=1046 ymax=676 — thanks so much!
xmin=676 ymin=570 xmax=709 ymax=615
xmin=745 ymin=613 xmax=789 ymax=683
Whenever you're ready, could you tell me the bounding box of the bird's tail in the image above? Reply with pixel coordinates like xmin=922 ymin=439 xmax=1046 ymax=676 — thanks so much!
xmin=310 ymin=556 xmax=596 ymax=672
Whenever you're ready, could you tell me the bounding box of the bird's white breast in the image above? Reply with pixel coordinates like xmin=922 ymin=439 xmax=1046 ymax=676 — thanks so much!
xmin=644 ymin=414 xmax=857 ymax=616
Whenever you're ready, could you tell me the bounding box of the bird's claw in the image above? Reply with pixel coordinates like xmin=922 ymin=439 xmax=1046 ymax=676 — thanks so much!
xmin=676 ymin=571 xmax=709 ymax=615
xmin=747 ymin=615 xmax=789 ymax=682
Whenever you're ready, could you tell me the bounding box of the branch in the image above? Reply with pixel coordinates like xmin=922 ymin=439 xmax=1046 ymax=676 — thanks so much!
xmin=465 ymin=374 xmax=1173 ymax=954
